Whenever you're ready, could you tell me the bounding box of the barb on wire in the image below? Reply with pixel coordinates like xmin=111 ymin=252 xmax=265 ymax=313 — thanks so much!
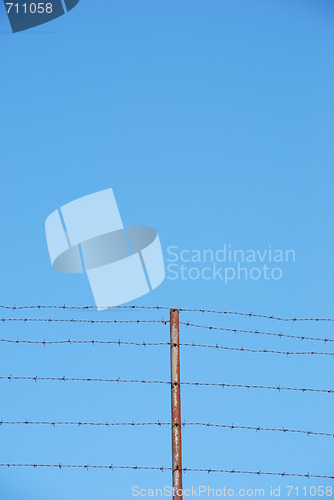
xmin=1 ymin=420 xmax=333 ymax=439
xmin=0 ymin=463 xmax=333 ymax=479
xmin=0 ymin=317 xmax=168 ymax=325
xmin=1 ymin=375 xmax=333 ymax=395
xmin=180 ymin=321 xmax=334 ymax=344
xmin=1 ymin=337 xmax=334 ymax=357
xmin=1 ymin=304 xmax=333 ymax=322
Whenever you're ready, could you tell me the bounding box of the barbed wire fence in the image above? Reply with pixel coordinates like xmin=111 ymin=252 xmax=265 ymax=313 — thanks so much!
xmin=0 ymin=304 xmax=333 ymax=489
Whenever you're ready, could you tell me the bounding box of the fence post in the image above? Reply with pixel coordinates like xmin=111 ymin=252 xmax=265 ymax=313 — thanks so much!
xmin=170 ymin=308 xmax=183 ymax=499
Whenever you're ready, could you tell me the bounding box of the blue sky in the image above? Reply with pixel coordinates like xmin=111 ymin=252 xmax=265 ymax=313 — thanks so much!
xmin=1 ymin=0 xmax=334 ymax=499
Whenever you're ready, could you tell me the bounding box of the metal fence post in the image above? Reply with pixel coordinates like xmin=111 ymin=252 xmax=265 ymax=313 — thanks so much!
xmin=170 ymin=308 xmax=183 ymax=499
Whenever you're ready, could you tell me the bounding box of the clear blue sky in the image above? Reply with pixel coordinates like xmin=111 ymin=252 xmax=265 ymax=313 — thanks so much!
xmin=1 ymin=1 xmax=334 ymax=499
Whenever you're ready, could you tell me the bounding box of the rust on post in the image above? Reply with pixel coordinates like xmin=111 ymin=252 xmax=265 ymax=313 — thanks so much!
xmin=170 ymin=308 xmax=183 ymax=500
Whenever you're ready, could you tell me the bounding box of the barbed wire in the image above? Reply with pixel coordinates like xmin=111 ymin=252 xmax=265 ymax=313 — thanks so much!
xmin=179 ymin=308 xmax=334 ymax=322
xmin=1 ymin=337 xmax=334 ymax=357
xmin=0 ymin=338 xmax=169 ymax=347
xmin=1 ymin=375 xmax=333 ymax=394
xmin=180 ymin=321 xmax=334 ymax=344
xmin=0 ymin=305 xmax=162 ymax=311
xmin=2 ymin=316 xmax=333 ymax=344
xmin=2 ymin=305 xmax=333 ymax=483
xmin=179 ymin=343 xmax=334 ymax=356
xmin=1 ymin=305 xmax=333 ymax=322
xmin=0 ymin=317 xmax=168 ymax=325
xmin=0 ymin=463 xmax=332 ymax=479
xmin=1 ymin=420 xmax=333 ymax=438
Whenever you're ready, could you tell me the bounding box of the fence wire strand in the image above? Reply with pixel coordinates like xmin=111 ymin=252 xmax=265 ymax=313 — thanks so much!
xmin=1 ymin=337 xmax=333 ymax=357
xmin=180 ymin=322 xmax=334 ymax=344
xmin=1 ymin=420 xmax=333 ymax=438
xmin=1 ymin=317 xmax=168 ymax=325
xmin=1 ymin=375 xmax=333 ymax=394
xmin=0 ymin=463 xmax=332 ymax=479
xmin=2 ymin=316 xmax=333 ymax=344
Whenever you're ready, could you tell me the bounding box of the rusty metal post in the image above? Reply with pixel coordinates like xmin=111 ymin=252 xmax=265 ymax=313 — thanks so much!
xmin=170 ymin=308 xmax=183 ymax=499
